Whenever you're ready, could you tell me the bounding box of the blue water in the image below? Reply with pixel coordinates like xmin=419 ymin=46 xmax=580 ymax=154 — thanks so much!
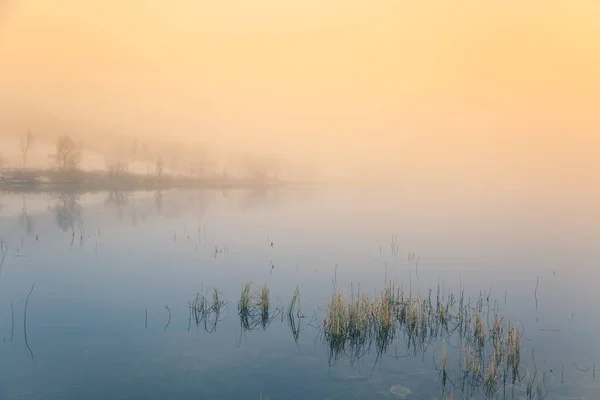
xmin=0 ymin=186 xmax=599 ymax=399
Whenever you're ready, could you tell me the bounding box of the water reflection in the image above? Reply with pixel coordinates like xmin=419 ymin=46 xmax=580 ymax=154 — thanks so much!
xmin=155 ymin=190 xmax=163 ymax=214
xmin=1 ymin=187 xmax=594 ymax=398
xmin=105 ymin=190 xmax=128 ymax=221
xmin=1 ymin=188 xmax=311 ymax=232
xmin=238 ymin=187 xmax=282 ymax=210
xmin=188 ymin=287 xmax=228 ymax=333
xmin=53 ymin=192 xmax=83 ymax=233
xmin=19 ymin=195 xmax=35 ymax=235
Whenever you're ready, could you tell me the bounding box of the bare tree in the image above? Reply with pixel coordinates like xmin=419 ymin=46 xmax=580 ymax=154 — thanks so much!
xmin=155 ymin=157 xmax=164 ymax=177
xmin=0 ymin=153 xmax=5 ymax=169
xmin=107 ymin=161 xmax=127 ymax=179
xmin=104 ymin=155 xmax=128 ymax=180
xmin=52 ymin=135 xmax=82 ymax=170
xmin=20 ymin=130 xmax=34 ymax=169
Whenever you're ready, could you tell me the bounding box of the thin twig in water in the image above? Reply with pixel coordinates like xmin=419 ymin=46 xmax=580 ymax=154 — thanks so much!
xmin=573 ymin=362 xmax=590 ymax=373
xmin=415 ymin=255 xmax=420 ymax=278
xmin=10 ymin=302 xmax=14 ymax=341
xmin=24 ymin=281 xmax=36 ymax=363
xmin=164 ymin=305 xmax=171 ymax=331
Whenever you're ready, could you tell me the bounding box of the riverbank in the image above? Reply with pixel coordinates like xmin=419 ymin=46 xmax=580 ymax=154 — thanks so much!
xmin=0 ymin=168 xmax=319 ymax=193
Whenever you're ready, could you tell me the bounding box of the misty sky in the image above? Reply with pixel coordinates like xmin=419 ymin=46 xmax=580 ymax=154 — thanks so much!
xmin=1 ymin=1 xmax=599 ymax=181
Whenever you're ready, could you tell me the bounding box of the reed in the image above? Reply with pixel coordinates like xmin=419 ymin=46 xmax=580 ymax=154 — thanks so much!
xmin=484 ymin=352 xmax=499 ymax=397
xmin=238 ymin=282 xmax=253 ymax=330
xmin=288 ymin=286 xmax=301 ymax=318
xmin=190 ymin=286 xmax=227 ymax=332
xmin=323 ymin=291 xmax=349 ymax=363
xmin=237 ymin=282 xmax=278 ymax=334
xmin=184 ymin=275 xmax=530 ymax=398
xmin=259 ymin=284 xmax=270 ymax=329
xmin=441 ymin=344 xmax=448 ymax=390
xmin=287 ymin=286 xmax=302 ymax=343
xmin=374 ymin=282 xmax=397 ymax=355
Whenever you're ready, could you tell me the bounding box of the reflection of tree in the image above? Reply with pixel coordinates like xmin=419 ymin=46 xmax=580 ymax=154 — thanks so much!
xmin=53 ymin=193 xmax=82 ymax=232
xmin=155 ymin=191 xmax=163 ymax=214
xmin=105 ymin=190 xmax=128 ymax=221
xmin=155 ymin=158 xmax=164 ymax=176
xmin=131 ymin=207 xmax=139 ymax=226
xmin=238 ymin=188 xmax=281 ymax=210
xmin=19 ymin=195 xmax=35 ymax=235
xmin=190 ymin=189 xmax=210 ymax=221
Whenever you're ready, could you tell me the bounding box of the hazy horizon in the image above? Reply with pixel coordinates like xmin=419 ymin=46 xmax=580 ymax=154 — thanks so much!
xmin=2 ymin=4 xmax=600 ymax=398
xmin=1 ymin=1 xmax=599 ymax=184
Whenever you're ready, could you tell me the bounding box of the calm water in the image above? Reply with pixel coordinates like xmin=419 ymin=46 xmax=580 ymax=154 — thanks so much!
xmin=0 ymin=184 xmax=599 ymax=399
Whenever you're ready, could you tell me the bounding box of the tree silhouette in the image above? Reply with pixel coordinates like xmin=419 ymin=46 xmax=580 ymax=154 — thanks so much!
xmin=52 ymin=136 xmax=81 ymax=170
xmin=20 ymin=130 xmax=34 ymax=169
xmin=155 ymin=157 xmax=164 ymax=176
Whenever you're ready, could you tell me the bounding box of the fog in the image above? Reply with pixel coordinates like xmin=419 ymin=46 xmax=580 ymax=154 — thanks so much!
xmin=1 ymin=1 xmax=599 ymax=186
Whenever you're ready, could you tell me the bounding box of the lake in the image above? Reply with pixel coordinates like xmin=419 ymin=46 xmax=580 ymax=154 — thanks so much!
xmin=0 ymin=183 xmax=599 ymax=399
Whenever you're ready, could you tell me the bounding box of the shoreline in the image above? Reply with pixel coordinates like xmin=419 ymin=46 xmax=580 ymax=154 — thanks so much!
xmin=0 ymin=168 xmax=322 ymax=193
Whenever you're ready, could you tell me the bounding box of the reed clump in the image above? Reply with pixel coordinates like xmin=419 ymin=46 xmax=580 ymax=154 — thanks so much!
xmin=347 ymin=293 xmax=373 ymax=358
xmin=238 ymin=282 xmax=280 ymax=332
xmin=323 ymin=291 xmax=349 ymax=363
xmin=318 ymin=279 xmax=529 ymax=400
xmin=189 ymin=286 xmax=227 ymax=332
xmin=188 ymin=276 xmax=531 ymax=399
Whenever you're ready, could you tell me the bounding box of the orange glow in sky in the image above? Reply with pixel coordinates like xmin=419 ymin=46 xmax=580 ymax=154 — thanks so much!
xmin=1 ymin=0 xmax=599 ymax=180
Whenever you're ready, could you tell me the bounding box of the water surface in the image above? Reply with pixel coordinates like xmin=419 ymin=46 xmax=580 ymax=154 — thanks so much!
xmin=0 ymin=184 xmax=599 ymax=399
